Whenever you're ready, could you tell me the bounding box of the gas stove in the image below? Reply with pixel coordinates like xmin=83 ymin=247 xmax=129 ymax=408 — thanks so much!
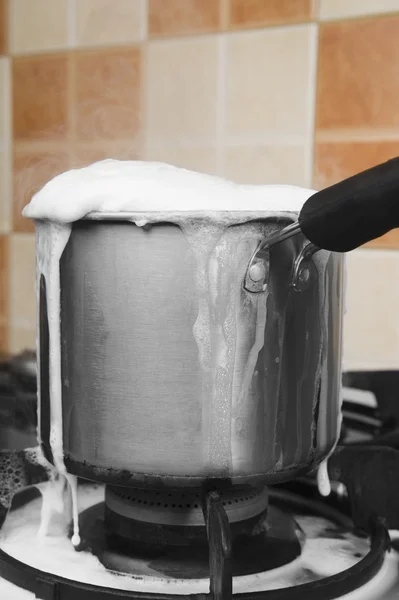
xmin=0 ymin=364 xmax=399 ymax=599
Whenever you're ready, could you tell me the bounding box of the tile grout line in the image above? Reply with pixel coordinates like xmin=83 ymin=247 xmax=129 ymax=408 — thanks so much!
xmin=140 ymin=0 xmax=149 ymax=42
xmin=140 ymin=34 xmax=149 ymax=159
xmin=318 ymin=8 xmax=399 ymax=23
xmin=305 ymin=22 xmax=319 ymax=189
xmin=139 ymin=0 xmax=149 ymax=158
xmin=10 ymin=133 xmax=315 ymax=152
xmin=147 ymin=20 xmax=319 ymax=45
xmin=67 ymin=0 xmax=76 ymax=49
xmin=216 ymin=33 xmax=227 ymax=177
xmin=311 ymin=0 xmax=320 ymax=21
xmin=316 ymin=128 xmax=399 ymax=142
xmin=67 ymin=0 xmax=76 ymax=165
xmin=220 ymin=0 xmax=230 ymax=30
xmin=67 ymin=57 xmax=76 ymax=166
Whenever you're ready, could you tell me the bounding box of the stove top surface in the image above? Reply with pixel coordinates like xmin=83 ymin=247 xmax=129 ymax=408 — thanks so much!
xmin=0 ymin=483 xmax=398 ymax=600
xmin=1 ymin=370 xmax=399 ymax=599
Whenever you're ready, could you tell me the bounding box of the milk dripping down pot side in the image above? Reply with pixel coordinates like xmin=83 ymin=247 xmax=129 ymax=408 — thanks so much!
xmin=33 ymin=158 xmax=399 ymax=489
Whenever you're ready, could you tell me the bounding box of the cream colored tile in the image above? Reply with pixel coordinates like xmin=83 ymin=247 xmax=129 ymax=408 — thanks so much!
xmin=343 ymin=249 xmax=399 ymax=370
xmin=146 ymin=37 xmax=219 ymax=144
xmin=75 ymin=0 xmax=146 ymax=48
xmin=226 ymin=24 xmax=317 ymax=137
xmin=0 ymin=57 xmax=10 ymax=139
xmin=0 ymin=152 xmax=11 ymax=233
xmin=9 ymin=0 xmax=69 ymax=54
xmin=144 ymin=144 xmax=218 ymax=175
xmin=9 ymin=326 xmax=36 ymax=353
xmin=223 ymin=143 xmax=307 ymax=185
xmin=9 ymin=234 xmax=36 ymax=338
xmin=319 ymin=0 xmax=399 ymax=21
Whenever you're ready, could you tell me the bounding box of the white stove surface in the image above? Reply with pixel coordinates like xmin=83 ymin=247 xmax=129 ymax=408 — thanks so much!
xmin=0 ymin=483 xmax=398 ymax=600
xmin=1 ymin=547 xmax=398 ymax=600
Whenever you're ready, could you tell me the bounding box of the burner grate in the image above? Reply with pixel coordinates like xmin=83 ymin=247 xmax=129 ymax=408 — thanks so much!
xmin=0 ymin=486 xmax=390 ymax=600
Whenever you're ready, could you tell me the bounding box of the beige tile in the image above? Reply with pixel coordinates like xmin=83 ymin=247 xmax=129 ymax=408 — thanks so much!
xmin=149 ymin=0 xmax=222 ymax=38
xmin=229 ymin=0 xmax=313 ymax=30
xmin=9 ymin=0 xmax=69 ymax=54
xmin=0 ymin=57 xmax=10 ymax=139
xmin=0 ymin=0 xmax=7 ymax=55
xmin=226 ymin=24 xmax=317 ymax=137
xmin=13 ymin=149 xmax=70 ymax=233
xmin=9 ymin=327 xmax=36 ymax=353
xmin=9 ymin=234 xmax=36 ymax=352
xmin=316 ymin=17 xmax=399 ymax=131
xmin=319 ymin=0 xmax=399 ymax=21
xmin=146 ymin=37 xmax=219 ymax=144
xmin=313 ymin=141 xmax=399 ymax=190
xmin=0 ymin=152 xmax=11 ymax=233
xmin=74 ymin=47 xmax=142 ymax=141
xmin=343 ymin=249 xmax=399 ymax=370
xmin=75 ymin=0 xmax=146 ymax=48
xmin=13 ymin=54 xmax=69 ymax=142
xmin=144 ymin=144 xmax=218 ymax=175
xmin=223 ymin=143 xmax=307 ymax=185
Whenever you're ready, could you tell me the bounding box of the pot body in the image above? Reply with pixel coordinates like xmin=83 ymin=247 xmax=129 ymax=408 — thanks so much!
xmin=38 ymin=217 xmax=343 ymax=487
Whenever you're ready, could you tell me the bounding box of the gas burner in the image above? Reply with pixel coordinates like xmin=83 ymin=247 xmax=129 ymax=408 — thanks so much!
xmin=105 ymin=484 xmax=268 ymax=526
xmin=80 ymin=484 xmax=301 ymax=578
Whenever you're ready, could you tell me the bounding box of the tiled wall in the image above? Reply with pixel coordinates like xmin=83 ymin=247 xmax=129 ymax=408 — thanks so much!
xmin=0 ymin=0 xmax=398 ymax=369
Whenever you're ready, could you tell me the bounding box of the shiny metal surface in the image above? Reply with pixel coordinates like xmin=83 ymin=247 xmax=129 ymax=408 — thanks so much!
xmin=255 ymin=221 xmax=301 ymax=249
xmin=244 ymin=221 xmax=301 ymax=292
xmin=39 ymin=218 xmax=343 ymax=486
xmin=292 ymin=243 xmax=320 ymax=291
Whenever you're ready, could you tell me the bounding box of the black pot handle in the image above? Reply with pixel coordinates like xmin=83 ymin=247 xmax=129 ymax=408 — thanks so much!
xmin=299 ymin=156 xmax=399 ymax=252
xmin=244 ymin=157 xmax=399 ymax=292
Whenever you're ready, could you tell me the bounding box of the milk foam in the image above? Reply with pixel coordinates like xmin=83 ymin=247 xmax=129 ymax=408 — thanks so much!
xmin=22 ymin=160 xmax=315 ymax=221
xmin=316 ymin=459 xmax=331 ymax=497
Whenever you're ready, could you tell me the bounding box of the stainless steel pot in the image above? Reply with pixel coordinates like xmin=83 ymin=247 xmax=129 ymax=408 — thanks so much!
xmin=36 ymin=157 xmax=399 ymax=488
xmin=38 ymin=215 xmax=343 ymax=487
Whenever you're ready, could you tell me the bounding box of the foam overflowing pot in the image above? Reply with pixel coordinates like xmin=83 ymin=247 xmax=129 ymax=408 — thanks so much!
xmin=23 ymin=160 xmax=344 ymax=548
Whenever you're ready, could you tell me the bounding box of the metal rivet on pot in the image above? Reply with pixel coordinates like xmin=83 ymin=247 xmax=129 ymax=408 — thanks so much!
xmin=292 ymin=243 xmax=320 ymax=291
xmin=249 ymin=261 xmax=266 ymax=283
xmin=298 ymin=266 xmax=310 ymax=284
